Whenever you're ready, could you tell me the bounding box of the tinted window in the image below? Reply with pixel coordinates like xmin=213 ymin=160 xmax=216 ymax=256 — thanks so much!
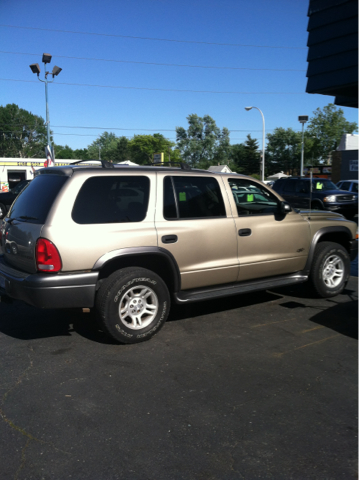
xmin=163 ymin=177 xmax=177 ymax=219
xmin=228 ymin=178 xmax=279 ymax=216
xmin=163 ymin=176 xmax=226 ymax=219
xmin=72 ymin=176 xmax=150 ymax=224
xmin=295 ymin=180 xmax=309 ymax=193
xmin=8 ymin=175 xmax=68 ymax=224
xmin=340 ymin=182 xmax=351 ymax=191
xmin=283 ymin=180 xmax=296 ymax=192
xmin=312 ymin=180 xmax=337 ymax=190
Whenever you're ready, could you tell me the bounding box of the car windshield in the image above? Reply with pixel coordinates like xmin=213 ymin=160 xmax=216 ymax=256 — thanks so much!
xmin=312 ymin=180 xmax=338 ymax=190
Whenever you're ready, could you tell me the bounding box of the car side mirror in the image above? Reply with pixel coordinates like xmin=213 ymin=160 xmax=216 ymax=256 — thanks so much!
xmin=280 ymin=201 xmax=292 ymax=214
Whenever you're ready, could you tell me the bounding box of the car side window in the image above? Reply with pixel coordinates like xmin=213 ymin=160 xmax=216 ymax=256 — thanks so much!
xmin=283 ymin=180 xmax=296 ymax=192
xmin=295 ymin=180 xmax=309 ymax=193
xmin=340 ymin=182 xmax=351 ymax=191
xmin=228 ymin=178 xmax=279 ymax=216
xmin=72 ymin=176 xmax=150 ymax=224
xmin=163 ymin=176 xmax=226 ymax=220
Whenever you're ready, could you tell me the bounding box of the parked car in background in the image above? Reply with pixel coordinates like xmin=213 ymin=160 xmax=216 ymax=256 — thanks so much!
xmin=272 ymin=177 xmax=358 ymax=219
xmin=0 ymin=180 xmax=31 ymax=219
xmin=336 ymin=180 xmax=358 ymax=197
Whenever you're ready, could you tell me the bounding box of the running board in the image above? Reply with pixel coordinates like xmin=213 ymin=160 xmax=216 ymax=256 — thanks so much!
xmin=174 ymin=273 xmax=308 ymax=304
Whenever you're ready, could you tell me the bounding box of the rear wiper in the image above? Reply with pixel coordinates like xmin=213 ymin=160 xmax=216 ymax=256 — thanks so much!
xmin=19 ymin=215 xmax=38 ymax=220
xmin=7 ymin=216 xmax=38 ymax=223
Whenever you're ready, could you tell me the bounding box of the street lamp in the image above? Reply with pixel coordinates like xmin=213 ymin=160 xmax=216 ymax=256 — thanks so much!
xmin=298 ymin=116 xmax=308 ymax=177
xmin=245 ymin=106 xmax=265 ymax=182
xmin=29 ymin=53 xmax=62 ymax=164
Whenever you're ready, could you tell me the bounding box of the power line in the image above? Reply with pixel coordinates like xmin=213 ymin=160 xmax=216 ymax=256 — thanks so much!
xmin=0 ymin=51 xmax=306 ymax=73
xmin=0 ymin=24 xmax=307 ymax=50
xmin=0 ymin=123 xmax=275 ymax=132
xmin=0 ymin=129 xmax=251 ymax=140
xmin=0 ymin=78 xmax=306 ymax=95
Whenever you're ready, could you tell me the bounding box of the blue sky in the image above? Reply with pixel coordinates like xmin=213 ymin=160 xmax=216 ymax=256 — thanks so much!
xmin=1 ymin=0 xmax=358 ymax=153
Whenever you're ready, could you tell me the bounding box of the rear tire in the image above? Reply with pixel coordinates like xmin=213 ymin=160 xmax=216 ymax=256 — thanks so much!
xmin=95 ymin=267 xmax=170 ymax=344
xmin=309 ymin=241 xmax=350 ymax=298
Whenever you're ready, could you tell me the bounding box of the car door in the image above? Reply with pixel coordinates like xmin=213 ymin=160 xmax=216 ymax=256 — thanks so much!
xmin=280 ymin=179 xmax=298 ymax=206
xmin=294 ymin=179 xmax=311 ymax=209
xmin=155 ymin=172 xmax=239 ymax=290
xmin=225 ymin=177 xmax=310 ymax=282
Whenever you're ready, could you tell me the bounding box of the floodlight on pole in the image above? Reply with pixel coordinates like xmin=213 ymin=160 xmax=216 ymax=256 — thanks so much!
xmin=52 ymin=66 xmax=62 ymax=77
xmin=298 ymin=115 xmax=308 ymax=177
xmin=29 ymin=63 xmax=41 ymax=75
xmin=245 ymin=106 xmax=265 ymax=182
xmin=29 ymin=53 xmax=62 ymax=164
xmin=42 ymin=53 xmax=52 ymax=64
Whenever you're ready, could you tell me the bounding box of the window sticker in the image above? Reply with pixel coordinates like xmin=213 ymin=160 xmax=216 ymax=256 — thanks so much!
xmin=247 ymin=194 xmax=254 ymax=202
xmin=179 ymin=192 xmax=186 ymax=201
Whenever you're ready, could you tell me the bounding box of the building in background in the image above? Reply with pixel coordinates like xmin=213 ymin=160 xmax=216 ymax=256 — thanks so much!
xmin=331 ymin=134 xmax=358 ymax=183
xmin=306 ymin=0 xmax=358 ymax=108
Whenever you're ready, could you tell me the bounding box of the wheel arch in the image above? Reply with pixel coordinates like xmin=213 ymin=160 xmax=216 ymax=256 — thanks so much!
xmin=303 ymin=226 xmax=353 ymax=273
xmin=311 ymin=198 xmax=324 ymax=209
xmin=93 ymin=247 xmax=181 ymax=294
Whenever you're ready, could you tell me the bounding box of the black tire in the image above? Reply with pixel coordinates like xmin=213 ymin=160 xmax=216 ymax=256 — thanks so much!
xmin=309 ymin=241 xmax=350 ymax=298
xmin=0 ymin=203 xmax=6 ymax=220
xmin=344 ymin=211 xmax=356 ymax=220
xmin=311 ymin=201 xmax=322 ymax=211
xmin=95 ymin=267 xmax=170 ymax=344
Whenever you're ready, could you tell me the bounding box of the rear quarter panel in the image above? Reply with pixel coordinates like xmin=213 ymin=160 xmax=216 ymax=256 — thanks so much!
xmin=42 ymin=170 xmax=158 ymax=272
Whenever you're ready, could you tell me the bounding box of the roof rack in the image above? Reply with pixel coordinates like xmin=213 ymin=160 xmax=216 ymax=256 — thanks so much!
xmin=71 ymin=159 xmax=115 ymax=169
xmin=146 ymin=161 xmax=192 ymax=170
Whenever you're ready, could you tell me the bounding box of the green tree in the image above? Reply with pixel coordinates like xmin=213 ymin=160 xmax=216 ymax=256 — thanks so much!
xmin=176 ymin=114 xmax=230 ymax=168
xmin=242 ymin=134 xmax=261 ymax=176
xmin=54 ymin=144 xmax=76 ymax=159
xmin=306 ymin=103 xmax=358 ymax=162
xmin=116 ymin=136 xmax=131 ymax=162
xmin=87 ymin=131 xmax=119 ymax=161
xmin=229 ymin=143 xmax=246 ymax=173
xmin=73 ymin=148 xmax=89 ymax=160
xmin=0 ymin=103 xmax=49 ymax=158
xmin=266 ymin=128 xmax=301 ymax=176
xmin=128 ymin=133 xmax=176 ymax=165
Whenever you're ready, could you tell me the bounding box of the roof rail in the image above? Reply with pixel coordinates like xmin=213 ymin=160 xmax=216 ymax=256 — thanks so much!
xmin=146 ymin=161 xmax=192 ymax=170
xmin=70 ymin=159 xmax=115 ymax=169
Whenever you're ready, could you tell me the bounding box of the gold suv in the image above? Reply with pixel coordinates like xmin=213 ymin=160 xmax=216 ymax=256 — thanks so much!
xmin=0 ymin=162 xmax=357 ymax=343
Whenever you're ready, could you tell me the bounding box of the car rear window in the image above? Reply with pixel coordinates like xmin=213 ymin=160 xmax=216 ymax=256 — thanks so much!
xmin=8 ymin=174 xmax=68 ymax=224
xmin=72 ymin=176 xmax=150 ymax=224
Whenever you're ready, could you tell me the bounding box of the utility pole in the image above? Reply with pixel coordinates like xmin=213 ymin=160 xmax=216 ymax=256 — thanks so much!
xmin=298 ymin=116 xmax=308 ymax=176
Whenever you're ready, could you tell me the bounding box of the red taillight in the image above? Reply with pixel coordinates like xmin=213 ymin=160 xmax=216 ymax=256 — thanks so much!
xmin=36 ymin=238 xmax=62 ymax=272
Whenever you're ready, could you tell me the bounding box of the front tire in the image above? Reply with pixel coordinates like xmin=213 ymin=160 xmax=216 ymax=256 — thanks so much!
xmin=96 ymin=267 xmax=170 ymax=344
xmin=309 ymin=241 xmax=350 ymax=298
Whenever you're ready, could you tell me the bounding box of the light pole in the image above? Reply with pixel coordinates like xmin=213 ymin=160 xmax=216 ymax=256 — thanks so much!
xmin=298 ymin=116 xmax=308 ymax=177
xmin=30 ymin=54 xmax=62 ymax=163
xmin=245 ymin=106 xmax=265 ymax=182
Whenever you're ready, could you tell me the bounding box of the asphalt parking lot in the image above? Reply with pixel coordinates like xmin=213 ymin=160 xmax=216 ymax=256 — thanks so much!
xmin=0 ymin=276 xmax=357 ymax=480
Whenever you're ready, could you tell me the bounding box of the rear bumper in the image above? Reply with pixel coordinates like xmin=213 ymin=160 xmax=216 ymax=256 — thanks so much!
xmin=0 ymin=256 xmax=98 ymax=308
